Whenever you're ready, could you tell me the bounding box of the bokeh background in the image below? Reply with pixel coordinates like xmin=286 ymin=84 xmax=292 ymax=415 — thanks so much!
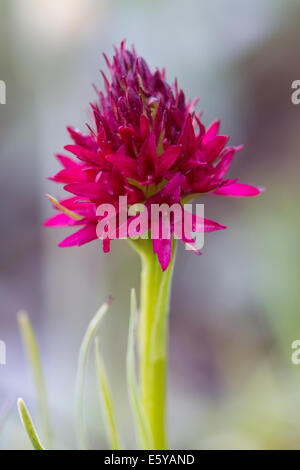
xmin=1 ymin=0 xmax=300 ymax=450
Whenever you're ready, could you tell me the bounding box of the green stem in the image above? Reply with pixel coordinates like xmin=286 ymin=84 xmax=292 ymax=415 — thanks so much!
xmin=130 ymin=239 xmax=176 ymax=449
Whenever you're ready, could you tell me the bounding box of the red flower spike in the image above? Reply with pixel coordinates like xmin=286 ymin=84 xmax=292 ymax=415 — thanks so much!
xmin=46 ymin=42 xmax=262 ymax=271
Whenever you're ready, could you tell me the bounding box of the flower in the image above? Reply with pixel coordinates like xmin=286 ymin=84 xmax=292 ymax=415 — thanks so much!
xmin=45 ymin=41 xmax=262 ymax=271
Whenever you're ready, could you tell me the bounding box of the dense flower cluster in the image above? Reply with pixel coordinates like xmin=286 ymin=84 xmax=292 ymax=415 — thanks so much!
xmin=45 ymin=41 xmax=261 ymax=270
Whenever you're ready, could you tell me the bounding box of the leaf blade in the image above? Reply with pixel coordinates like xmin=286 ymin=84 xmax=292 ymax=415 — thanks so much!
xmin=17 ymin=398 xmax=45 ymax=450
xmin=17 ymin=311 xmax=51 ymax=448
xmin=75 ymin=297 xmax=112 ymax=449
xmin=94 ymin=337 xmax=122 ymax=450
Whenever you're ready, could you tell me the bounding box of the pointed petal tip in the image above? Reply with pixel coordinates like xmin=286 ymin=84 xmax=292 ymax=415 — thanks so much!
xmin=214 ymin=182 xmax=263 ymax=198
xmin=58 ymin=240 xmax=69 ymax=248
xmin=257 ymin=185 xmax=266 ymax=194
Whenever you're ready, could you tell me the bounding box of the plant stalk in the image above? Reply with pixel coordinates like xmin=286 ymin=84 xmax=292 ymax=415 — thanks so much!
xmin=130 ymin=239 xmax=176 ymax=449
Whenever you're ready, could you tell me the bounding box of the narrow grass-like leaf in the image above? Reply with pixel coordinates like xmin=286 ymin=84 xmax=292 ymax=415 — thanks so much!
xmin=127 ymin=288 xmax=153 ymax=449
xmin=75 ymin=297 xmax=112 ymax=450
xmin=17 ymin=398 xmax=45 ymax=450
xmin=17 ymin=311 xmax=51 ymax=448
xmin=94 ymin=337 xmax=121 ymax=450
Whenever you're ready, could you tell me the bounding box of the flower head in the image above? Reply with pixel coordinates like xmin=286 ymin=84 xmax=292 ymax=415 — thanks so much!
xmin=45 ymin=41 xmax=262 ymax=270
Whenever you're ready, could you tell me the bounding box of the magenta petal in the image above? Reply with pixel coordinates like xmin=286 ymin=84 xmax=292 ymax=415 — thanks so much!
xmin=140 ymin=114 xmax=150 ymax=140
xmin=153 ymin=238 xmax=172 ymax=272
xmin=192 ymin=214 xmax=226 ymax=232
xmin=178 ymin=114 xmax=195 ymax=155
xmin=51 ymin=168 xmax=89 ymax=183
xmin=183 ymin=211 xmax=226 ymax=234
xmin=161 ymin=173 xmax=186 ymax=200
xmin=202 ymin=120 xmax=220 ymax=146
xmin=58 ymin=224 xmax=97 ymax=247
xmin=152 ymin=238 xmax=161 ymax=254
xmin=214 ymin=148 xmax=235 ymax=178
xmin=214 ymin=182 xmax=263 ymax=197
xmin=64 ymin=182 xmax=109 ymax=200
xmin=137 ymin=132 xmax=157 ymax=178
xmin=214 ymin=146 xmax=243 ymax=178
xmin=56 ymin=154 xmax=80 ymax=169
xmin=102 ymin=238 xmax=111 ymax=253
xmin=106 ymin=154 xmax=138 ymax=179
xmin=202 ymin=218 xmax=226 ymax=232
xmin=44 ymin=213 xmax=78 ymax=227
xmin=202 ymin=135 xmax=229 ymax=163
xmin=64 ymin=145 xmax=100 ymax=165
xmin=159 ymin=145 xmax=182 ymax=172
xmin=67 ymin=127 xmax=97 ymax=150
xmin=64 ymin=145 xmax=85 ymax=159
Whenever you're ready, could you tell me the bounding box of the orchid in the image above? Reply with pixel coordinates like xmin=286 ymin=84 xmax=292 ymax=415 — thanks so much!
xmin=42 ymin=42 xmax=262 ymax=450
xmin=45 ymin=41 xmax=261 ymax=271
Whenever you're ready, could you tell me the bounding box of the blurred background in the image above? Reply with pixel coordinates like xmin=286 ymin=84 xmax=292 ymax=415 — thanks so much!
xmin=1 ymin=0 xmax=300 ymax=450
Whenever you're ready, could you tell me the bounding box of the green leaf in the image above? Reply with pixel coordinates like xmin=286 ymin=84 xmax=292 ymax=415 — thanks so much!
xmin=17 ymin=398 xmax=45 ymax=450
xmin=75 ymin=297 xmax=112 ymax=450
xmin=17 ymin=311 xmax=51 ymax=448
xmin=126 ymin=288 xmax=153 ymax=449
xmin=94 ymin=337 xmax=122 ymax=450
